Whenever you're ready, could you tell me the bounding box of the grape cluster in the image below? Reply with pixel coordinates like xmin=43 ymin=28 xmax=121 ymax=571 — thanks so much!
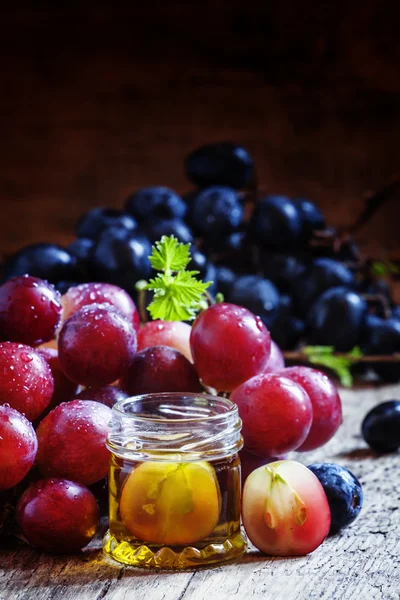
xmin=0 ymin=142 xmax=373 ymax=558
xmin=2 ymin=142 xmax=399 ymax=382
xmin=0 ymin=266 xmax=350 ymax=556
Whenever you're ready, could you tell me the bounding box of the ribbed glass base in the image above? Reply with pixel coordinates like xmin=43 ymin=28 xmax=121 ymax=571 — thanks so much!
xmin=103 ymin=530 xmax=247 ymax=569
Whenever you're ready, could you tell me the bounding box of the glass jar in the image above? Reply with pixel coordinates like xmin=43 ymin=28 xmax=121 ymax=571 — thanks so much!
xmin=103 ymin=392 xmax=247 ymax=569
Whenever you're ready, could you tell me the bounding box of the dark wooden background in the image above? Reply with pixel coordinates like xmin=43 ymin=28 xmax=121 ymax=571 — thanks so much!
xmin=1 ymin=2 xmax=400 ymax=257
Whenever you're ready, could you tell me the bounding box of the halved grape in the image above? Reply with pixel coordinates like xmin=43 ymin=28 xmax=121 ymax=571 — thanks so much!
xmin=242 ymin=460 xmax=330 ymax=556
xmin=120 ymin=461 xmax=221 ymax=545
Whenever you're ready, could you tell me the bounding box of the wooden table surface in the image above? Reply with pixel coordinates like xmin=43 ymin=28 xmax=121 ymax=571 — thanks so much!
xmin=1 ymin=383 xmax=399 ymax=600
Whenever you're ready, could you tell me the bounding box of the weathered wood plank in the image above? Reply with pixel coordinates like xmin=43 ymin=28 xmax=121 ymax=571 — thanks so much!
xmin=1 ymin=383 xmax=399 ymax=600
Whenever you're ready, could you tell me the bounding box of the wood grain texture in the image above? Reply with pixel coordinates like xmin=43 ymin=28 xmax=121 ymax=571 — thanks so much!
xmin=0 ymin=3 xmax=399 ymax=258
xmin=1 ymin=383 xmax=400 ymax=600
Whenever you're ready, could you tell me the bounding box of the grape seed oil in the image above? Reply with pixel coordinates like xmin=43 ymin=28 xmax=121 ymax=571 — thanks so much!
xmin=103 ymin=393 xmax=247 ymax=569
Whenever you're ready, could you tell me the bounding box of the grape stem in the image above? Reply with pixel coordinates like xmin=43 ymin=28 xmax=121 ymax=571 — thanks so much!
xmin=283 ymin=350 xmax=400 ymax=363
xmin=360 ymin=293 xmax=392 ymax=319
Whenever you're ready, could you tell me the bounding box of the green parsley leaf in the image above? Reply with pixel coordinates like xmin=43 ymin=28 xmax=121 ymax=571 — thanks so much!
xmin=146 ymin=271 xmax=211 ymax=321
xmin=149 ymin=235 xmax=191 ymax=274
xmin=303 ymin=345 xmax=363 ymax=388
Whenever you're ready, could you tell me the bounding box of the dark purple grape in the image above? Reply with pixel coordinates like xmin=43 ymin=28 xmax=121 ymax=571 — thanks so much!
xmin=187 ymin=249 xmax=217 ymax=297
xmin=361 ymin=400 xmax=400 ymax=452
xmin=269 ymin=296 xmax=305 ymax=350
xmin=185 ymin=142 xmax=254 ymax=189
xmin=189 ymin=187 xmax=244 ymax=237
xmin=307 ymin=463 xmax=363 ymax=535
xmin=293 ymin=197 xmax=325 ymax=241
xmin=66 ymin=237 xmax=95 ymax=277
xmin=392 ymin=305 xmax=400 ymax=320
xmin=248 ymin=195 xmax=302 ymax=250
xmin=307 ymin=287 xmax=367 ymax=351
xmin=294 ymin=258 xmax=355 ymax=315
xmin=76 ymin=207 xmax=137 ymax=240
xmin=3 ymin=243 xmax=80 ymax=284
xmin=215 ymin=266 xmax=237 ymax=299
xmin=92 ymin=229 xmax=152 ymax=292
xmin=124 ymin=186 xmax=187 ymax=222
xmin=145 ymin=218 xmax=193 ymax=244
xmin=362 ymin=317 xmax=400 ymax=382
xmin=228 ymin=274 xmax=280 ymax=329
xmin=261 ymin=251 xmax=307 ymax=293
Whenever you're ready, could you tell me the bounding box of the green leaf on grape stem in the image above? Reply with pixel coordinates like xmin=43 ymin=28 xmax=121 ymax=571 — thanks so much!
xmin=303 ymin=345 xmax=363 ymax=388
xmin=139 ymin=235 xmax=212 ymax=321
xmin=149 ymin=235 xmax=191 ymax=274
xmin=371 ymin=261 xmax=400 ymax=276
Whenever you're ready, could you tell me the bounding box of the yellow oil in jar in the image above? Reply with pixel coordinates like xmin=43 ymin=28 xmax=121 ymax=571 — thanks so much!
xmin=103 ymin=452 xmax=247 ymax=569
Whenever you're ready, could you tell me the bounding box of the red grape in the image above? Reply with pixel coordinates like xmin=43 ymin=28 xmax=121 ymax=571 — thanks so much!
xmin=62 ymin=282 xmax=140 ymax=334
xmin=0 ymin=342 xmax=54 ymax=421
xmin=190 ymin=302 xmax=271 ymax=391
xmin=75 ymin=385 xmax=128 ymax=408
xmin=0 ymin=275 xmax=62 ymax=346
xmin=36 ymin=400 xmax=112 ymax=485
xmin=0 ymin=406 xmax=38 ymax=490
xmin=263 ymin=340 xmax=285 ymax=373
xmin=138 ymin=319 xmax=193 ymax=362
xmin=16 ymin=478 xmax=99 ymax=553
xmin=283 ymin=366 xmax=342 ymax=451
xmin=231 ymin=373 xmax=313 ymax=457
xmin=58 ymin=304 xmax=137 ymax=386
xmin=120 ymin=345 xmax=203 ymax=395
xmin=38 ymin=348 xmax=79 ymax=414
xmin=242 ymin=460 xmax=331 ymax=556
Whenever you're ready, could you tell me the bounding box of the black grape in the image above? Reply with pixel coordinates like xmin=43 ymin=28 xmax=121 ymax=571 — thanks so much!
xmin=76 ymin=208 xmax=137 ymax=240
xmin=247 ymin=195 xmax=302 ymax=250
xmin=185 ymin=142 xmax=254 ymax=189
xmin=307 ymin=287 xmax=367 ymax=351
xmin=124 ymin=187 xmax=187 ymax=223
xmin=228 ymin=274 xmax=280 ymax=329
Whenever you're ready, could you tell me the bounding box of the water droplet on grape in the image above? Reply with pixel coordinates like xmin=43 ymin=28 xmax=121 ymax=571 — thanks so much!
xmin=20 ymin=352 xmax=33 ymax=363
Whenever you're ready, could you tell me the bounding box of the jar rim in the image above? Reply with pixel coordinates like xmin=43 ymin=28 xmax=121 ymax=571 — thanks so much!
xmin=112 ymin=392 xmax=237 ymax=424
